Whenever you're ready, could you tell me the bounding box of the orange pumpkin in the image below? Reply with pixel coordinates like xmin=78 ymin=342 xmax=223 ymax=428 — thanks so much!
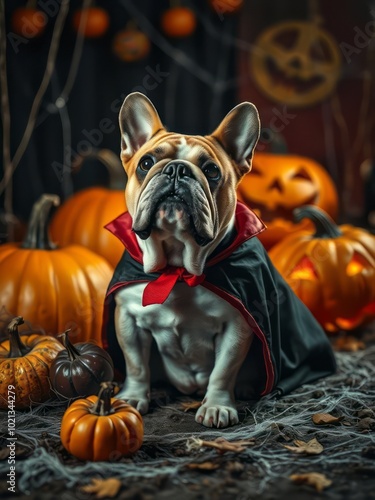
xmin=50 ymin=151 xmax=127 ymax=268
xmin=237 ymin=152 xmax=338 ymax=249
xmin=60 ymin=382 xmax=144 ymax=461
xmin=269 ymin=205 xmax=375 ymax=333
xmin=11 ymin=7 xmax=47 ymax=38
xmin=161 ymin=7 xmax=197 ymax=37
xmin=112 ymin=29 xmax=151 ymax=62
xmin=208 ymin=0 xmax=243 ymax=16
xmin=0 ymin=194 xmax=113 ymax=344
xmin=0 ymin=317 xmax=64 ymax=409
xmin=72 ymin=7 xmax=110 ymax=38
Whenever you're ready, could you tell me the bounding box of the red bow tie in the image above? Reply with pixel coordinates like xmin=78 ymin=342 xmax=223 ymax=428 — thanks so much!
xmin=142 ymin=267 xmax=206 ymax=306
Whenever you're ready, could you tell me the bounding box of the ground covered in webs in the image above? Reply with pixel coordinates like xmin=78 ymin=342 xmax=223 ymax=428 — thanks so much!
xmin=0 ymin=327 xmax=374 ymax=500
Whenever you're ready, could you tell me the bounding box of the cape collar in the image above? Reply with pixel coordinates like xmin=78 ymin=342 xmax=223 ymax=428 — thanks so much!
xmin=105 ymin=201 xmax=266 ymax=268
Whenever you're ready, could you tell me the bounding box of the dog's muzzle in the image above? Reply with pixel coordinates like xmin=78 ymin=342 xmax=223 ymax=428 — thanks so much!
xmin=132 ymin=161 xmax=215 ymax=246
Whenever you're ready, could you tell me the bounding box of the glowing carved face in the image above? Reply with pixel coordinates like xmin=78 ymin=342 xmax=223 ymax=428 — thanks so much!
xmin=270 ymin=221 xmax=375 ymax=333
xmin=237 ymin=152 xmax=338 ymax=249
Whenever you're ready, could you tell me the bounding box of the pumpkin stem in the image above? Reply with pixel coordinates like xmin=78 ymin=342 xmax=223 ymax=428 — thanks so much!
xmin=58 ymin=329 xmax=81 ymax=361
xmin=91 ymin=382 xmax=116 ymax=416
xmin=293 ymin=205 xmax=342 ymax=239
xmin=72 ymin=149 xmax=127 ymax=190
xmin=21 ymin=194 xmax=60 ymax=250
xmin=7 ymin=317 xmax=31 ymax=358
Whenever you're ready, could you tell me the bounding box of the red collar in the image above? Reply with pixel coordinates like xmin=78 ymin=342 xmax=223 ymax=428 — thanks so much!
xmin=105 ymin=201 xmax=266 ymax=267
xmin=105 ymin=202 xmax=265 ymax=306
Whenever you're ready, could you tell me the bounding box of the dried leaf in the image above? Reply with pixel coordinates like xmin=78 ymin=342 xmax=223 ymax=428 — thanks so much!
xmin=186 ymin=462 xmax=220 ymax=471
xmin=312 ymin=413 xmax=343 ymax=425
xmin=80 ymin=478 xmax=121 ymax=499
xmin=186 ymin=437 xmax=255 ymax=454
xmin=290 ymin=472 xmax=332 ymax=492
xmin=334 ymin=336 xmax=365 ymax=352
xmin=226 ymin=461 xmax=245 ymax=473
xmin=283 ymin=438 xmax=323 ymax=455
xmin=179 ymin=401 xmax=202 ymax=412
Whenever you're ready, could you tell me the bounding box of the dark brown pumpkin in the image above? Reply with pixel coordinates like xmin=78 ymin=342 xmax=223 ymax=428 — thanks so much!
xmin=49 ymin=330 xmax=114 ymax=399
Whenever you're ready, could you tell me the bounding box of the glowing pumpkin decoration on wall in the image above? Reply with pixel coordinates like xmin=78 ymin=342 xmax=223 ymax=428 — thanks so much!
xmin=250 ymin=20 xmax=341 ymax=107
xmin=237 ymin=152 xmax=338 ymax=249
xmin=269 ymin=206 xmax=375 ymax=333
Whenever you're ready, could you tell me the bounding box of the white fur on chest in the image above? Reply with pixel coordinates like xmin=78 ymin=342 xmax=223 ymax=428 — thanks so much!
xmin=115 ymin=282 xmax=249 ymax=394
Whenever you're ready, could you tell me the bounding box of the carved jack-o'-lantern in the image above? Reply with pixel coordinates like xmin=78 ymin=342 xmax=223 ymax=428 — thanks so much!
xmin=251 ymin=21 xmax=341 ymax=107
xmin=237 ymin=152 xmax=338 ymax=249
xmin=269 ymin=206 xmax=375 ymax=333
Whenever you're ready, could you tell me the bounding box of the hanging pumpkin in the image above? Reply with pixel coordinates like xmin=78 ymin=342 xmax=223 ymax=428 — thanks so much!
xmin=72 ymin=7 xmax=110 ymax=38
xmin=237 ymin=152 xmax=338 ymax=249
xmin=60 ymin=382 xmax=144 ymax=461
xmin=207 ymin=0 xmax=243 ymax=16
xmin=250 ymin=20 xmax=341 ymax=108
xmin=0 ymin=317 xmax=64 ymax=410
xmin=112 ymin=28 xmax=151 ymax=62
xmin=50 ymin=150 xmax=127 ymax=268
xmin=269 ymin=205 xmax=375 ymax=333
xmin=11 ymin=4 xmax=47 ymax=39
xmin=0 ymin=194 xmax=113 ymax=344
xmin=161 ymin=7 xmax=197 ymax=38
xmin=49 ymin=330 xmax=114 ymax=399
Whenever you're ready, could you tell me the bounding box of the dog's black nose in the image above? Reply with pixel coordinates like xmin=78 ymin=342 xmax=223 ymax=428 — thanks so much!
xmin=163 ymin=162 xmax=193 ymax=180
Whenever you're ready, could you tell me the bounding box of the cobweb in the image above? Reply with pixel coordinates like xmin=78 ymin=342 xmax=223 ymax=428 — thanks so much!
xmin=1 ymin=347 xmax=374 ymax=495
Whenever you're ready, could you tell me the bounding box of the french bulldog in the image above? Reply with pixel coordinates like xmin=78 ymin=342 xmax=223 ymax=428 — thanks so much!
xmin=102 ymin=92 xmax=336 ymax=428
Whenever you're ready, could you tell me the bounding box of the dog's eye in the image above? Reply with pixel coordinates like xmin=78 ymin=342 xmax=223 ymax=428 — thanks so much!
xmin=203 ymin=162 xmax=221 ymax=181
xmin=138 ymin=156 xmax=155 ymax=172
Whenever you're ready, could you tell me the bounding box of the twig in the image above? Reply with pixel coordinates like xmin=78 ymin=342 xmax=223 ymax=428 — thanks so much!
xmin=0 ymin=0 xmax=70 ymax=197
xmin=0 ymin=1 xmax=12 ymax=223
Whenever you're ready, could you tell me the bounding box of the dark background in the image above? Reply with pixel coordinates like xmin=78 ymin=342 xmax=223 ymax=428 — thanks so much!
xmin=1 ymin=0 xmax=374 ymax=228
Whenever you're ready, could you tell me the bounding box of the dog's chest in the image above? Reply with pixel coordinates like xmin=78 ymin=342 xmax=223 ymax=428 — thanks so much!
xmin=115 ymin=282 xmax=240 ymax=389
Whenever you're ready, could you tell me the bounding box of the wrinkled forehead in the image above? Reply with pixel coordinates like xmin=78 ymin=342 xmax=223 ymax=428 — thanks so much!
xmin=142 ymin=133 xmax=223 ymax=164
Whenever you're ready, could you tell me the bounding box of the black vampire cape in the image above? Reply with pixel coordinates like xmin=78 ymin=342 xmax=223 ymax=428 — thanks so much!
xmin=102 ymin=202 xmax=336 ymax=398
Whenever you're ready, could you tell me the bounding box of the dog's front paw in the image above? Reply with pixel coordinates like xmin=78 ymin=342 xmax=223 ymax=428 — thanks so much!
xmin=116 ymin=390 xmax=149 ymax=415
xmin=195 ymin=404 xmax=239 ymax=428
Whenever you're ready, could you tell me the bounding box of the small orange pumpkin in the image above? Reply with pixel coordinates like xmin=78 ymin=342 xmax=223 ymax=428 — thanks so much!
xmin=0 ymin=317 xmax=64 ymax=409
xmin=269 ymin=205 xmax=375 ymax=333
xmin=60 ymin=382 xmax=144 ymax=461
xmin=11 ymin=7 xmax=47 ymax=38
xmin=161 ymin=7 xmax=197 ymax=37
xmin=0 ymin=194 xmax=113 ymax=344
xmin=50 ymin=150 xmax=127 ymax=267
xmin=72 ymin=7 xmax=110 ymax=38
xmin=208 ymin=0 xmax=243 ymax=16
xmin=112 ymin=29 xmax=151 ymax=62
xmin=237 ymin=152 xmax=338 ymax=249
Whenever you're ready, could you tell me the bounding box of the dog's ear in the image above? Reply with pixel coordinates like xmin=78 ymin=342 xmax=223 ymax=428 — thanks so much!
xmin=119 ymin=92 xmax=164 ymax=161
xmin=211 ymin=102 xmax=260 ymax=176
